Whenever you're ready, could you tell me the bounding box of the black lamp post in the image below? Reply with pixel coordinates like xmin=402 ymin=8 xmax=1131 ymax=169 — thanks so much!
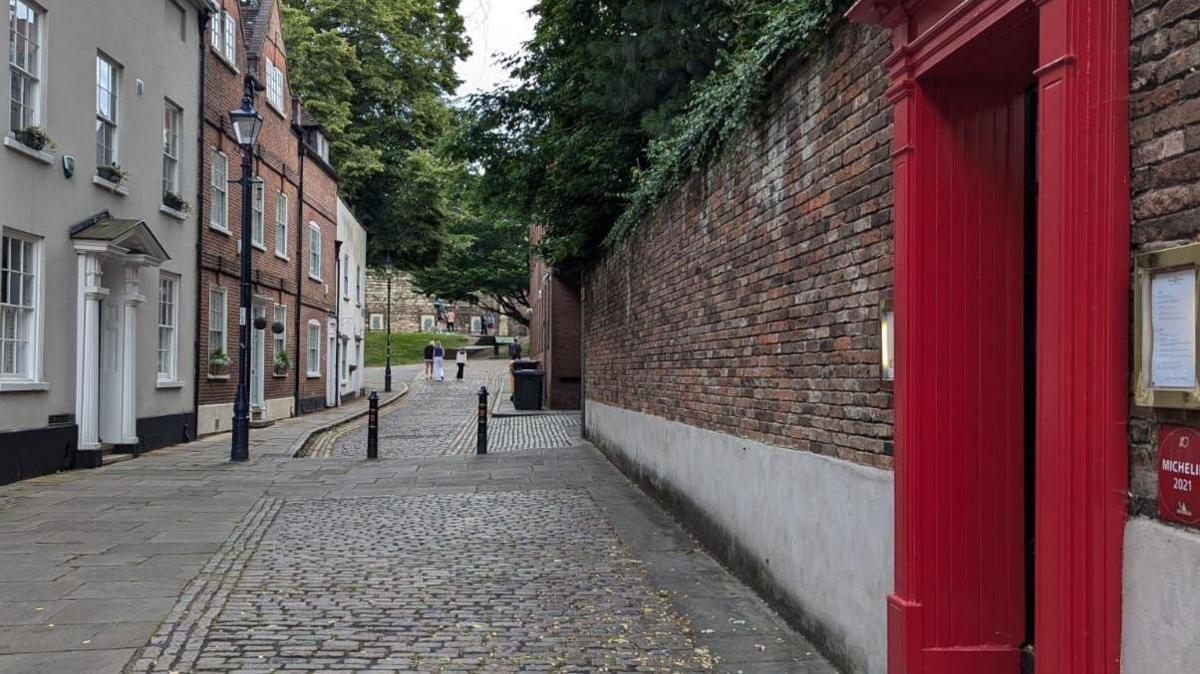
xmin=383 ymin=254 xmax=394 ymax=393
xmin=228 ymin=79 xmax=263 ymax=463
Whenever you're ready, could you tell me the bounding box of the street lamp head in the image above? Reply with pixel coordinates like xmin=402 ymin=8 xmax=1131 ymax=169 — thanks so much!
xmin=383 ymin=253 xmax=395 ymax=274
xmin=228 ymin=95 xmax=262 ymax=150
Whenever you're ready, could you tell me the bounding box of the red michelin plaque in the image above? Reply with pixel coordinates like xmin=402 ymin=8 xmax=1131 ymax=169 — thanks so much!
xmin=1158 ymin=425 xmax=1200 ymax=527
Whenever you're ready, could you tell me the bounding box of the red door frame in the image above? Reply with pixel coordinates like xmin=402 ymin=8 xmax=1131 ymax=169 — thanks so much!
xmin=848 ymin=1 xmax=1130 ymax=673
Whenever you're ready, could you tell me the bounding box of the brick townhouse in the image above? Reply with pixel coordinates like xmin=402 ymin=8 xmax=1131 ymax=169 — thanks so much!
xmin=196 ymin=0 xmax=339 ymax=435
xmin=528 ymin=223 xmax=581 ymax=410
xmin=578 ymin=1 xmax=1200 ymax=673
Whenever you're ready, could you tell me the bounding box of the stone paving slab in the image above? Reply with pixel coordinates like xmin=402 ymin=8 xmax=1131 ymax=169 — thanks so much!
xmin=0 ymin=377 xmax=838 ymax=674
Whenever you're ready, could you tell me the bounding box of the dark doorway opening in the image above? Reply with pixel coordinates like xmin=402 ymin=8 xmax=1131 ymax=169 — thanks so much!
xmin=1021 ymin=85 xmax=1038 ymax=674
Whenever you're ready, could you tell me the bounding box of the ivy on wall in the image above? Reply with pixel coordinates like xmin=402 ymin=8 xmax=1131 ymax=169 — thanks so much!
xmin=607 ymin=0 xmax=843 ymax=246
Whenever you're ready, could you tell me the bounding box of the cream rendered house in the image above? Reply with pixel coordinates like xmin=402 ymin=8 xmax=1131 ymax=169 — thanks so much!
xmin=0 ymin=0 xmax=217 ymax=479
xmin=336 ymin=197 xmax=367 ymax=401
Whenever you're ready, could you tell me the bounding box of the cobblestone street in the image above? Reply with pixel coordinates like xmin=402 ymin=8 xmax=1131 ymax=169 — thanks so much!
xmin=0 ymin=366 xmax=836 ymax=674
xmin=318 ymin=361 xmax=580 ymax=457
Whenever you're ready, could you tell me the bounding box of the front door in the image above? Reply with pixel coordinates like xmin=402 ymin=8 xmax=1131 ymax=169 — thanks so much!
xmin=854 ymin=1 xmax=1132 ymax=673
xmin=250 ymin=304 xmax=266 ymax=411
xmin=326 ymin=319 xmax=337 ymax=406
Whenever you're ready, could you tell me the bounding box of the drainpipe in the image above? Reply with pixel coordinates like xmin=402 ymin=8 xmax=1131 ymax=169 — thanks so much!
xmin=292 ymin=96 xmax=305 ymax=417
xmin=579 ymin=269 xmax=586 ymax=438
xmin=334 ymin=240 xmax=343 ymax=407
xmin=191 ymin=7 xmax=212 ymax=440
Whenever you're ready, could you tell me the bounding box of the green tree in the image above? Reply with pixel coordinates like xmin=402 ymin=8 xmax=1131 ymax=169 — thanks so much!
xmin=456 ymin=0 xmax=738 ymax=271
xmin=281 ymin=0 xmax=468 ymax=268
xmin=410 ymin=170 xmax=531 ymax=326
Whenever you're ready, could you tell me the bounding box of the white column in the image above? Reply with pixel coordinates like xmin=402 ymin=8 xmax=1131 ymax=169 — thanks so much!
xmin=119 ymin=263 xmax=145 ymax=445
xmin=75 ymin=253 xmax=108 ymax=450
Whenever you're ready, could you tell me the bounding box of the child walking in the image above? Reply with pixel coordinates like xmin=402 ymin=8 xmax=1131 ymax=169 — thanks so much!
xmin=433 ymin=341 xmax=445 ymax=382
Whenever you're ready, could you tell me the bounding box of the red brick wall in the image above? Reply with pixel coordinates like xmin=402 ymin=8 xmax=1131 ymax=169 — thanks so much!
xmin=1128 ymin=0 xmax=1200 ymax=515
xmin=548 ymin=280 xmax=582 ymax=409
xmin=582 ymin=22 xmax=895 ymax=469
xmin=197 ymin=0 xmax=337 ymax=414
xmin=530 ymin=224 xmax=583 ymax=409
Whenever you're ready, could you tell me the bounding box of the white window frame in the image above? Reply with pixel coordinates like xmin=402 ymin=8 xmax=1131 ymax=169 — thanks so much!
xmin=306 ymin=320 xmax=321 ymax=377
xmin=274 ymin=190 xmax=289 ymax=259
xmin=95 ymin=53 xmax=120 ymax=167
xmin=157 ymin=274 xmax=179 ymax=383
xmin=208 ymin=285 xmax=227 ymax=357
xmin=8 ymin=0 xmax=43 ymax=135
xmin=0 ymin=229 xmax=42 ymax=387
xmin=162 ymin=100 xmax=182 ymax=199
xmin=341 ymin=254 xmax=350 ymax=299
xmin=308 ymin=222 xmax=322 ymax=281
xmin=273 ymin=303 xmax=287 ymax=365
xmin=265 ymin=57 xmax=284 ymax=112
xmin=357 ymin=267 xmax=365 ymax=306
xmin=210 ymin=150 xmax=229 ymax=232
xmin=211 ymin=10 xmax=236 ymax=65
xmin=250 ymin=177 xmax=265 ymax=248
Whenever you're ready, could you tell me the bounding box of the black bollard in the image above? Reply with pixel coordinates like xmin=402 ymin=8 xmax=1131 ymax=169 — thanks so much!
xmin=367 ymin=391 xmax=379 ymax=459
xmin=477 ymin=386 xmax=488 ymax=455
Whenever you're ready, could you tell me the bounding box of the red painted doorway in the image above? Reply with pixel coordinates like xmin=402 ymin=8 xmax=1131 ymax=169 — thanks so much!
xmin=848 ymin=1 xmax=1130 ymax=673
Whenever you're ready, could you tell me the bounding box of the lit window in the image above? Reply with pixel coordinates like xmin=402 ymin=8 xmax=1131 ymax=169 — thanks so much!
xmin=251 ymin=177 xmax=264 ymax=247
xmin=274 ymin=191 xmax=288 ymax=258
xmin=95 ymin=53 xmax=120 ymax=167
xmin=8 ymin=0 xmax=42 ymax=134
xmin=308 ymin=223 xmax=322 ymax=280
xmin=0 ymin=230 xmax=39 ymax=381
xmin=209 ymin=285 xmax=227 ymax=355
xmin=306 ymin=321 xmax=320 ymax=376
xmin=210 ymin=150 xmax=228 ymax=231
xmin=162 ymin=101 xmax=182 ymax=199
xmin=157 ymin=275 xmax=178 ymax=381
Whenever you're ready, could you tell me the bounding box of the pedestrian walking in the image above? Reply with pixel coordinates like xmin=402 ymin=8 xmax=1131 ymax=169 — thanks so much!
xmin=446 ymin=310 xmax=456 ymax=332
xmin=433 ymin=341 xmax=445 ymax=381
xmin=508 ymin=339 xmax=522 ymax=360
xmin=423 ymin=341 xmax=435 ymax=380
xmin=455 ymin=348 xmax=467 ymax=380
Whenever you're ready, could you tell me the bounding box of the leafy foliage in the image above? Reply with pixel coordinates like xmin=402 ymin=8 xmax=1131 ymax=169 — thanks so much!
xmin=611 ymin=0 xmax=840 ymax=242
xmin=456 ymin=0 xmax=739 ymax=272
xmin=460 ymin=0 xmax=842 ymax=270
xmin=280 ymin=0 xmax=468 ymax=268
xmin=410 ymin=170 xmax=532 ymax=326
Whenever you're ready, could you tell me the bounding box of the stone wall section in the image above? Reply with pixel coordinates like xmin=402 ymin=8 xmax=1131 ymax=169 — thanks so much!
xmin=363 ymin=270 xmax=511 ymax=336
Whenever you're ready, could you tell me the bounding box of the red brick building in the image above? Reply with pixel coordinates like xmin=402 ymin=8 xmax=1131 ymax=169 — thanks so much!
xmin=529 ymin=224 xmax=582 ymax=410
xmin=196 ymin=0 xmax=339 ymax=435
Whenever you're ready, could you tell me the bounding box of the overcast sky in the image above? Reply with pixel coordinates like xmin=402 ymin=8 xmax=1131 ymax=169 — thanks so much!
xmin=455 ymin=0 xmax=537 ymax=97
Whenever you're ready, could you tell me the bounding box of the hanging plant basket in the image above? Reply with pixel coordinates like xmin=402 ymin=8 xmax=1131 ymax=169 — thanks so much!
xmin=253 ymin=316 xmax=268 ymax=330
xmin=271 ymin=321 xmax=285 ymax=334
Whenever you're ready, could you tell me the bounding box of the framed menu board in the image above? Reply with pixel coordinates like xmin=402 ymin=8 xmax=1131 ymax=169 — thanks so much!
xmin=1134 ymin=243 xmax=1200 ymax=409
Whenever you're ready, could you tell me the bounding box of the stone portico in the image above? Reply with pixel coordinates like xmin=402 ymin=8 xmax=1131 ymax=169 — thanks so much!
xmin=69 ymin=212 xmax=169 ymax=464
